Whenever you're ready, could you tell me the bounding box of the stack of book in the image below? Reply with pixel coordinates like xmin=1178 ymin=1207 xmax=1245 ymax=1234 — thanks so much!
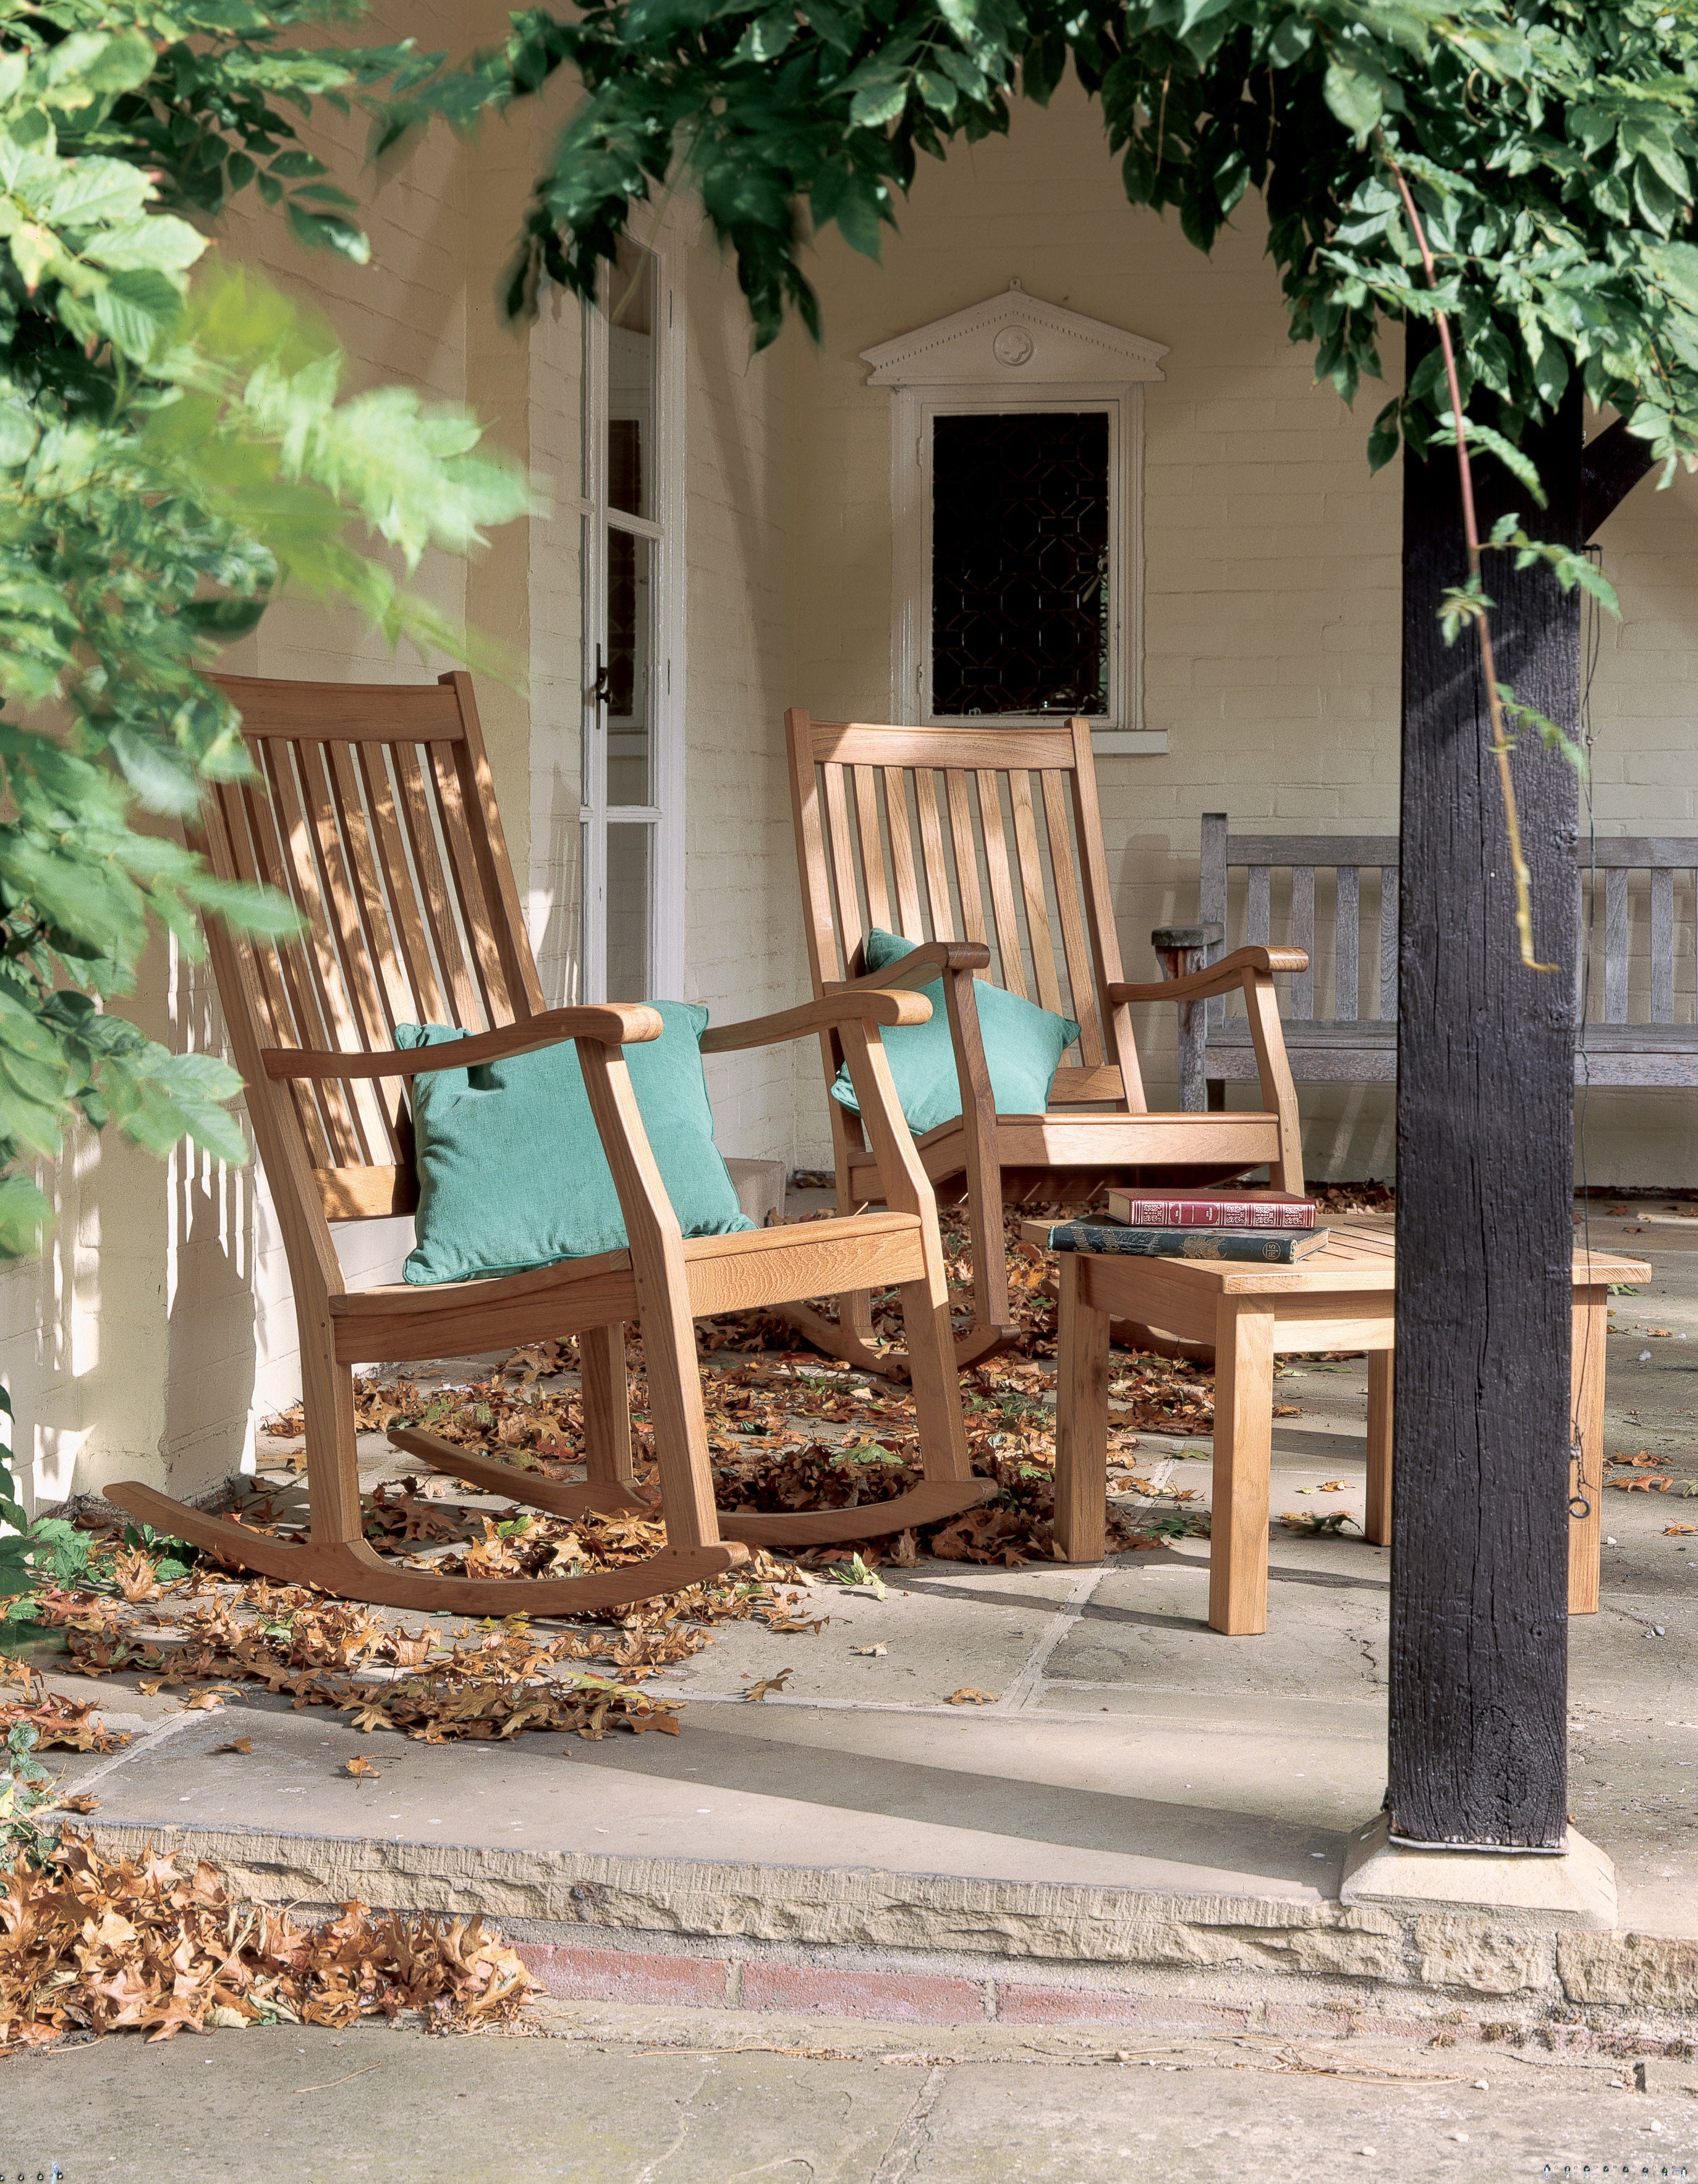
xmin=1047 ymin=1188 xmax=1329 ymax=1264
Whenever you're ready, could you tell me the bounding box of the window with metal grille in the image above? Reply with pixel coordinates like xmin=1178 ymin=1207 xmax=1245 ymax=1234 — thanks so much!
xmin=930 ymin=410 xmax=1111 ymax=718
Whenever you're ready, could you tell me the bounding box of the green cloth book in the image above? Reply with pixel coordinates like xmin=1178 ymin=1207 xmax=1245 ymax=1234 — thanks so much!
xmin=1046 ymin=1223 xmax=1332 ymax=1264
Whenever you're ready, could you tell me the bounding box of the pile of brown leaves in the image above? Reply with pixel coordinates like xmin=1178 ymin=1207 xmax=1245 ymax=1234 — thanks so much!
xmin=0 ymin=1835 xmax=531 ymax=2052
xmin=1 ymin=1660 xmax=130 ymax=1756
xmin=49 ymin=1586 xmax=688 ymax=1743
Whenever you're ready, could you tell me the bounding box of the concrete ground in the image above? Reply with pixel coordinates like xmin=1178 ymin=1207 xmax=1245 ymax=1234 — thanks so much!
xmin=45 ymin=1209 xmax=1698 ymax=1943
xmin=3 ymin=2005 xmax=1696 ymax=2182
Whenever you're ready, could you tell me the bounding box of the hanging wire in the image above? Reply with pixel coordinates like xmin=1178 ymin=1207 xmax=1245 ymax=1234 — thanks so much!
xmin=1570 ymin=540 xmax=1605 ymax=1518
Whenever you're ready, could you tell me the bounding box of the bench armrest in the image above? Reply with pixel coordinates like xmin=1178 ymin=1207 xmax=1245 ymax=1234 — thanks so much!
xmin=261 ymin=1004 xmax=663 ymax=1081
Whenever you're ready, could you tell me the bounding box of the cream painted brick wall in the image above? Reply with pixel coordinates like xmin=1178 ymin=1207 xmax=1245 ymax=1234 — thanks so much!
xmin=682 ymin=239 xmax=810 ymax=1160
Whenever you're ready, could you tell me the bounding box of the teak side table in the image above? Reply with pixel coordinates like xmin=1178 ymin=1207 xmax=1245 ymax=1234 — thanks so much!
xmin=1029 ymin=1217 xmax=1652 ymax=1637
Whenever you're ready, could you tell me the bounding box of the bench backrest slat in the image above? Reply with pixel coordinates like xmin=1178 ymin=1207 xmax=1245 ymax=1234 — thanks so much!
xmin=1653 ymin=869 xmax=1676 ymax=1024
xmin=1604 ymin=868 xmax=1630 ymax=1023
xmin=1289 ymin=867 xmax=1315 ymax=1021
xmin=1335 ymin=866 xmax=1360 ymax=1024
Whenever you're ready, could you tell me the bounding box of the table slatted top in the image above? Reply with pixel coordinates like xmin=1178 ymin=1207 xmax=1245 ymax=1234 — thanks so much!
xmin=1021 ymin=1213 xmax=1653 ymax=1297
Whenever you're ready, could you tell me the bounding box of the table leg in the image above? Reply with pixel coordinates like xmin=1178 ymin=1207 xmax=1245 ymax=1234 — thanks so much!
xmin=1568 ymin=1286 xmax=1607 ymax=1617
xmin=1054 ymin=1253 xmax=1110 ymax=1563
xmin=1208 ymin=1300 xmax=1274 ymax=1635
xmin=1365 ymin=1349 xmax=1393 ymax=1548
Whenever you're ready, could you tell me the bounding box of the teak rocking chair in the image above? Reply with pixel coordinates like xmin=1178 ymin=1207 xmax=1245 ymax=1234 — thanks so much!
xmin=784 ymin=712 xmax=1309 ymax=1375
xmin=110 ymin=674 xmax=993 ymax=1614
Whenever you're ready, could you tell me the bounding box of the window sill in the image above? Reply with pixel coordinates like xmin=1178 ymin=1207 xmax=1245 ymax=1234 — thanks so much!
xmin=1092 ymin=730 xmax=1168 ymax=756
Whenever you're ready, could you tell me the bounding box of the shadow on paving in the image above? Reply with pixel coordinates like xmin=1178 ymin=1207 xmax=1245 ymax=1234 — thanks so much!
xmin=577 ymin=1723 xmax=1348 ymax=1884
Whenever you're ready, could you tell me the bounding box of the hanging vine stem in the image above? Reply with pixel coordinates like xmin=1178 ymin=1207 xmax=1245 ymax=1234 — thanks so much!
xmin=1383 ymin=150 xmax=1556 ymax=974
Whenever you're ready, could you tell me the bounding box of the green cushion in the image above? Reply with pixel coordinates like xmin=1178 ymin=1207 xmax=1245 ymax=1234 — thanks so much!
xmin=396 ymin=1001 xmax=754 ymax=1285
xmin=831 ymin=928 xmax=1080 ymax=1137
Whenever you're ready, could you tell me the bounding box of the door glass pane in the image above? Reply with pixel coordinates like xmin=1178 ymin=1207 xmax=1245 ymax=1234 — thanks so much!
xmin=606 ymin=823 xmax=651 ymax=1000
xmin=606 ymin=527 xmax=652 ymax=805
xmin=607 ymin=240 xmax=656 ymax=522
xmin=931 ymin=410 xmax=1110 ymax=717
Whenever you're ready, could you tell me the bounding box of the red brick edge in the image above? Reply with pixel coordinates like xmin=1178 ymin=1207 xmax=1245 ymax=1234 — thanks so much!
xmin=514 ymin=1945 xmax=1619 ymax=2046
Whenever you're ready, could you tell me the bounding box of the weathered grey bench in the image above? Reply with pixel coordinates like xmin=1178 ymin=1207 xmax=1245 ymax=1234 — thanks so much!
xmin=1161 ymin=814 xmax=1698 ymax=1108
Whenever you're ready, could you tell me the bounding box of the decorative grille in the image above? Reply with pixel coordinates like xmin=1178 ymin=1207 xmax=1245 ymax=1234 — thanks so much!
xmin=930 ymin=410 xmax=1110 ymax=716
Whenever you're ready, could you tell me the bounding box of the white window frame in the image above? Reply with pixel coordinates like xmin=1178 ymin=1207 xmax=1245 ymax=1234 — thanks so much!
xmin=862 ymin=283 xmax=1168 ymax=755
xmin=579 ymin=222 xmax=687 ymax=1000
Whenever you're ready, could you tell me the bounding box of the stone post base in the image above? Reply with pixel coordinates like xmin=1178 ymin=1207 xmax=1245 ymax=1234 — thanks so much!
xmin=1340 ymin=1813 xmax=1617 ymax=1932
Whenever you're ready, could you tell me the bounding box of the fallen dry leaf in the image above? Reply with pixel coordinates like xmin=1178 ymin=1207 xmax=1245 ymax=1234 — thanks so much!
xmin=946 ymin=1688 xmax=995 ymax=1706
xmin=1317 ymin=1481 xmax=1349 ymax=1494
xmin=849 ymin=1644 xmax=888 ymax=1657
xmin=1664 ymin=1524 xmax=1698 ymax=1537
xmin=742 ymin=1671 xmax=794 ymax=1703
xmin=213 ymin=1738 xmax=253 ymax=1756
xmin=55 ymin=1794 xmax=99 ymax=1816
xmin=344 ymin=1756 xmax=381 ymax=1780
xmin=181 ymin=1686 xmax=237 ymax=1711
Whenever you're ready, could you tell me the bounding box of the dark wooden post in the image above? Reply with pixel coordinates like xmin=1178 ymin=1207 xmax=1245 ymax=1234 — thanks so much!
xmin=1391 ymin=351 xmax=1585 ymax=1850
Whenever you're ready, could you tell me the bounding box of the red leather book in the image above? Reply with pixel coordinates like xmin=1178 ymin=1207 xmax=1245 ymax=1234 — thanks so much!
xmin=1101 ymin=1188 xmax=1317 ymax=1230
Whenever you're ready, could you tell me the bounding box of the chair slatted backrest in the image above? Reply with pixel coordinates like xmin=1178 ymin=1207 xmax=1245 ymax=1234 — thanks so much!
xmin=202 ymin=672 xmax=544 ymax=1221
xmin=787 ymin=713 xmax=1145 ymax=1110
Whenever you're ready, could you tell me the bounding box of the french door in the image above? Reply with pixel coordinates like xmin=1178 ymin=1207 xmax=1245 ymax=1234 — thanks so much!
xmin=580 ymin=234 xmax=684 ymax=1001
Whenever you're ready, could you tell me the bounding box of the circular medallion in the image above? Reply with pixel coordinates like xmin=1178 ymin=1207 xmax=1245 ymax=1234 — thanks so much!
xmin=992 ymin=324 xmax=1035 ymax=367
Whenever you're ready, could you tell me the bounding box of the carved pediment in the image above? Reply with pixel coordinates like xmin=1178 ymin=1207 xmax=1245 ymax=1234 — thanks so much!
xmin=860 ymin=280 xmax=1168 ymax=388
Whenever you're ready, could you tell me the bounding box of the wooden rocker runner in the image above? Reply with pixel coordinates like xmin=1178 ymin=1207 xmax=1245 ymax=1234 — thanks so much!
xmin=785 ymin=712 xmax=1310 ymax=1377
xmin=110 ymin=673 xmax=993 ymax=1613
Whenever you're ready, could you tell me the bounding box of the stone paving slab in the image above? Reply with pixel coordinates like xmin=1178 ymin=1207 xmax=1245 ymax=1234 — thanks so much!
xmin=0 ymin=2003 xmax=1691 ymax=2184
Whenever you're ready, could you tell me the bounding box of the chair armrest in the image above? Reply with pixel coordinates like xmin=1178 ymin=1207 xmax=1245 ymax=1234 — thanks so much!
xmin=1108 ymin=945 xmax=1309 ymax=1006
xmin=839 ymin=940 xmax=991 ymax=990
xmin=698 ymin=990 xmax=932 ymax=1056
xmin=261 ymin=1004 xmax=663 ymax=1081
